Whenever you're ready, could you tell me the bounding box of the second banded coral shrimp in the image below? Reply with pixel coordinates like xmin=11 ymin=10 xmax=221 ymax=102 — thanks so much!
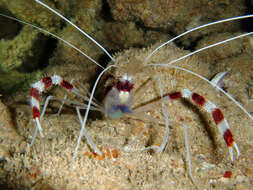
xmin=3 ymin=0 xmax=253 ymax=188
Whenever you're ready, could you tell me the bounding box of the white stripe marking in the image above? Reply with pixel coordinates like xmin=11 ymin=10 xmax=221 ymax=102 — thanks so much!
xmin=52 ymin=74 xmax=62 ymax=85
xmin=203 ymin=100 xmax=216 ymax=113
xmin=182 ymin=89 xmax=192 ymax=98
xmin=217 ymin=119 xmax=230 ymax=135
xmin=31 ymin=97 xmax=40 ymax=110
xmin=32 ymin=81 xmax=45 ymax=92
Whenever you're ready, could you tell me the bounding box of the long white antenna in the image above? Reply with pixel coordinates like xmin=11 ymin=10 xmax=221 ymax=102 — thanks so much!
xmin=35 ymin=0 xmax=117 ymax=65
xmin=144 ymin=14 xmax=253 ymax=64
xmin=147 ymin=32 xmax=253 ymax=68
xmin=0 ymin=13 xmax=105 ymax=69
xmin=165 ymin=31 xmax=253 ymax=66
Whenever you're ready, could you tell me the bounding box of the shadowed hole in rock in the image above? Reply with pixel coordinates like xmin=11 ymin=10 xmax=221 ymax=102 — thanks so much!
xmin=0 ymin=7 xmax=22 ymax=40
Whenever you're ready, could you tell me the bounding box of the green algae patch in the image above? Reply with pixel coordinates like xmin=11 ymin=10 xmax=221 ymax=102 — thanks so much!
xmin=0 ymin=26 xmax=46 ymax=71
xmin=0 ymin=70 xmax=43 ymax=94
xmin=0 ymin=25 xmax=53 ymax=94
xmin=0 ymin=0 xmax=61 ymax=31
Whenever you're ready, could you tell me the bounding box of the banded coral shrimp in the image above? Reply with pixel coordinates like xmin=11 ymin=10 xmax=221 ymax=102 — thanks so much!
xmin=1 ymin=0 xmax=253 ymax=189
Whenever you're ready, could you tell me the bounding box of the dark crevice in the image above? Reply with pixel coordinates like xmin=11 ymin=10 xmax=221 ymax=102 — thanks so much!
xmin=0 ymin=183 xmax=12 ymax=190
xmin=241 ymin=0 xmax=253 ymax=32
xmin=135 ymin=20 xmax=171 ymax=34
xmin=0 ymin=7 xmax=22 ymax=40
xmin=97 ymin=50 xmax=117 ymax=69
xmin=176 ymin=35 xmax=204 ymax=51
xmin=58 ymin=18 xmax=67 ymax=30
xmin=100 ymin=0 xmax=114 ymax=22
xmin=17 ymin=35 xmax=58 ymax=73
xmin=36 ymin=37 xmax=58 ymax=70
xmin=130 ymin=44 xmax=146 ymax=49
xmin=134 ymin=19 xmax=201 ymax=51
xmin=54 ymin=0 xmax=64 ymax=10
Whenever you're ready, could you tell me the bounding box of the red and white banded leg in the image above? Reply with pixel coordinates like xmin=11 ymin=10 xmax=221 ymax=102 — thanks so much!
xmin=166 ymin=89 xmax=240 ymax=162
xmin=30 ymin=74 xmax=79 ymax=144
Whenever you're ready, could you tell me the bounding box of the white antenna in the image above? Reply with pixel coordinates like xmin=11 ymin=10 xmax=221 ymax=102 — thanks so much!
xmin=164 ymin=32 xmax=253 ymax=66
xmin=0 ymin=13 xmax=105 ymax=69
xmin=35 ymin=0 xmax=117 ymax=65
xmin=144 ymin=14 xmax=253 ymax=64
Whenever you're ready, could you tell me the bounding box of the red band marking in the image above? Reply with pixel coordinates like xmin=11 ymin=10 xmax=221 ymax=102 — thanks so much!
xmin=169 ymin=92 xmax=182 ymax=100
xmin=223 ymin=129 xmax=234 ymax=147
xmin=192 ymin=93 xmax=206 ymax=106
xmin=61 ymin=80 xmax=73 ymax=90
xmin=42 ymin=77 xmax=52 ymax=89
xmin=118 ymin=8 xmax=123 ymax=13
xmin=116 ymin=80 xmax=134 ymax=92
xmin=32 ymin=106 xmax=40 ymax=119
xmin=212 ymin=108 xmax=224 ymax=125
xmin=223 ymin=171 xmax=232 ymax=178
xmin=30 ymin=88 xmax=40 ymax=101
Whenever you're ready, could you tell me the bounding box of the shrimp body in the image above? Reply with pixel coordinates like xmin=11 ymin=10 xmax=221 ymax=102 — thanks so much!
xmin=104 ymin=74 xmax=134 ymax=119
